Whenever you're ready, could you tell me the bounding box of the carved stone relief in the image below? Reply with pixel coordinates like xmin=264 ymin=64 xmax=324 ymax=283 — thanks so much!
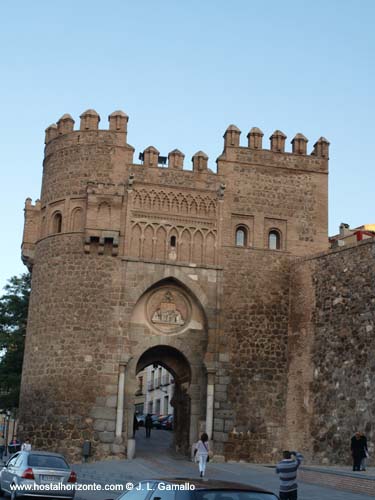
xmin=146 ymin=287 xmax=191 ymax=334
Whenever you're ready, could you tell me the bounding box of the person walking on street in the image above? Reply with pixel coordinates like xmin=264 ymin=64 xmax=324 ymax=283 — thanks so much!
xmin=276 ymin=450 xmax=303 ymax=500
xmin=351 ymin=432 xmax=367 ymax=471
xmin=360 ymin=432 xmax=369 ymax=471
xmin=145 ymin=413 xmax=152 ymax=438
xmin=0 ymin=435 xmax=5 ymax=462
xmin=133 ymin=415 xmax=139 ymax=437
xmin=21 ymin=439 xmax=32 ymax=452
xmin=194 ymin=433 xmax=210 ymax=478
xmin=8 ymin=437 xmax=21 ymax=455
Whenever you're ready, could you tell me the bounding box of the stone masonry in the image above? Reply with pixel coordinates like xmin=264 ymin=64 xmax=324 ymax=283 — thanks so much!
xmin=19 ymin=109 xmax=374 ymax=464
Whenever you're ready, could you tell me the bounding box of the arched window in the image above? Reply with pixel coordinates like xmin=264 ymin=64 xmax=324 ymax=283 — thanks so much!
xmin=170 ymin=235 xmax=177 ymax=248
xmin=268 ymin=230 xmax=281 ymax=250
xmin=235 ymin=226 xmax=247 ymax=247
xmin=52 ymin=212 xmax=62 ymax=234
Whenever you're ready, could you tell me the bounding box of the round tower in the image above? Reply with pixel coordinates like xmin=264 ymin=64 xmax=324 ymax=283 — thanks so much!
xmin=19 ymin=110 xmax=137 ymax=460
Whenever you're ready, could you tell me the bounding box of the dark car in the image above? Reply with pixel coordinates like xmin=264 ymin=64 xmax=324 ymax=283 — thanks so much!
xmin=151 ymin=415 xmax=166 ymax=429
xmin=161 ymin=415 xmax=173 ymax=430
xmin=105 ymin=478 xmax=278 ymax=500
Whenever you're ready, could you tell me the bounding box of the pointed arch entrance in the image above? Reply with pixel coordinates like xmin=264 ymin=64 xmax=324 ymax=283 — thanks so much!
xmin=122 ymin=276 xmax=209 ymax=457
xmin=136 ymin=345 xmax=192 ymax=453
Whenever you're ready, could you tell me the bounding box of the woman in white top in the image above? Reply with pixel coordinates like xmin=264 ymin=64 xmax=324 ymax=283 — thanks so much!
xmin=21 ymin=439 xmax=32 ymax=451
xmin=195 ymin=432 xmax=210 ymax=477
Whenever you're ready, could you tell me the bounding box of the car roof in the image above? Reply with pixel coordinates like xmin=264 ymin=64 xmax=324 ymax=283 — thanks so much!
xmin=146 ymin=478 xmax=274 ymax=494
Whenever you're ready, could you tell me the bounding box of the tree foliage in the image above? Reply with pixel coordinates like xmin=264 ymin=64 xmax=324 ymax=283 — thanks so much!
xmin=0 ymin=273 xmax=31 ymax=410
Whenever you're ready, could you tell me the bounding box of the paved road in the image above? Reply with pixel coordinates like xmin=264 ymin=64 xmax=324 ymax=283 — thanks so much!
xmin=72 ymin=430 xmax=374 ymax=500
xmin=1 ymin=430 xmax=374 ymax=500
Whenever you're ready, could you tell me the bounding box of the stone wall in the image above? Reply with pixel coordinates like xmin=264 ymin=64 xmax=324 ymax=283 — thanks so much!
xmin=286 ymin=240 xmax=375 ymax=464
xmin=220 ymin=248 xmax=291 ymax=462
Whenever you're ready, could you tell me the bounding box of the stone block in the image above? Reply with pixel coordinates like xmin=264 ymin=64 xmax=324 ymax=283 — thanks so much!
xmin=214 ymin=418 xmax=224 ymax=431
xmin=90 ymin=407 xmax=116 ymax=420
xmin=93 ymin=419 xmax=107 ymax=431
xmin=105 ymin=396 xmax=117 ymax=408
xmin=224 ymin=419 xmax=234 ymax=432
xmin=111 ymin=443 xmax=125 ymax=454
xmin=215 ymin=384 xmax=227 ymax=393
xmin=98 ymin=431 xmax=115 ymax=443
xmin=105 ymin=420 xmax=116 ymax=432
xmin=213 ymin=431 xmax=228 ymax=442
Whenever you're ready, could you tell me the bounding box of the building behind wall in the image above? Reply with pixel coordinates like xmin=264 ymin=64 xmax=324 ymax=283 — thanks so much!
xmin=144 ymin=365 xmax=174 ymax=415
xmin=19 ymin=108 xmax=375 ymax=464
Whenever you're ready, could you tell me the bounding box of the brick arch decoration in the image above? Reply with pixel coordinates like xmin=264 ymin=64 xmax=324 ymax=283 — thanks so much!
xmin=131 ymin=188 xmax=217 ymax=217
xmin=129 ymin=221 xmax=217 ymax=265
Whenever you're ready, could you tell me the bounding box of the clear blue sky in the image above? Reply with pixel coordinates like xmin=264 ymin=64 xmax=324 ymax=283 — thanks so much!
xmin=1 ymin=0 xmax=374 ymax=289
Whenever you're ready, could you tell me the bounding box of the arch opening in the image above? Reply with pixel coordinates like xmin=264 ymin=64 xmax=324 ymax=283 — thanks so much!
xmin=134 ymin=345 xmax=193 ymax=456
xmin=125 ymin=277 xmax=209 ymax=459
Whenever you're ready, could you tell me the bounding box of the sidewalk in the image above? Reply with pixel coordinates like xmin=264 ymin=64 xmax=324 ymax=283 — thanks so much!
xmin=299 ymin=464 xmax=375 ymax=497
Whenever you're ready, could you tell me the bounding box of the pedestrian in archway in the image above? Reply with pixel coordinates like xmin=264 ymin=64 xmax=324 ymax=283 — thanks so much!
xmin=194 ymin=432 xmax=210 ymax=477
xmin=133 ymin=415 xmax=139 ymax=437
xmin=351 ymin=431 xmax=367 ymax=471
xmin=0 ymin=435 xmax=5 ymax=462
xmin=359 ymin=432 xmax=369 ymax=471
xmin=145 ymin=413 xmax=152 ymax=438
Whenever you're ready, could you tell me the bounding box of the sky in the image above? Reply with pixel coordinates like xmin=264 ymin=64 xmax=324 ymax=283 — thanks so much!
xmin=1 ymin=0 xmax=374 ymax=290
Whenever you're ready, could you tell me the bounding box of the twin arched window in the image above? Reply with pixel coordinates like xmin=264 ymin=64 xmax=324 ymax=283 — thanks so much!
xmin=235 ymin=226 xmax=282 ymax=249
xmin=268 ymin=229 xmax=281 ymax=250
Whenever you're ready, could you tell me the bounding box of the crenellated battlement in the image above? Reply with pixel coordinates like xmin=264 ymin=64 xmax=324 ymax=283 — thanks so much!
xmin=222 ymin=124 xmax=329 ymax=159
xmin=44 ymin=109 xmax=131 ymax=147
xmin=44 ymin=110 xmax=329 ymax=180
xmin=219 ymin=124 xmax=329 ymax=178
xmin=44 ymin=109 xmax=218 ymax=173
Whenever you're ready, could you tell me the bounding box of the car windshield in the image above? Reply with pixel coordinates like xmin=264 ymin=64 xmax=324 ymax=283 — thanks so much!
xmin=194 ymin=491 xmax=278 ymax=500
xmin=28 ymin=455 xmax=69 ymax=469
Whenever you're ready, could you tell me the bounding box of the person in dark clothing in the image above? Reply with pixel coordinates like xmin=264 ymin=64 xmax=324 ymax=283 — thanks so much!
xmin=145 ymin=413 xmax=153 ymax=438
xmin=133 ymin=414 xmax=139 ymax=436
xmin=360 ymin=432 xmax=369 ymax=471
xmin=351 ymin=432 xmax=367 ymax=471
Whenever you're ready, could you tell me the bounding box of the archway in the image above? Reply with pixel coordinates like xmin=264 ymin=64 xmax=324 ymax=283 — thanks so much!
xmin=123 ymin=277 xmax=209 ymax=458
xmin=135 ymin=345 xmax=192 ymax=454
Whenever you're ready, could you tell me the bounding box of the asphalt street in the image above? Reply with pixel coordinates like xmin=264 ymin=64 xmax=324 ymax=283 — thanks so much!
xmin=1 ymin=430 xmax=374 ymax=500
